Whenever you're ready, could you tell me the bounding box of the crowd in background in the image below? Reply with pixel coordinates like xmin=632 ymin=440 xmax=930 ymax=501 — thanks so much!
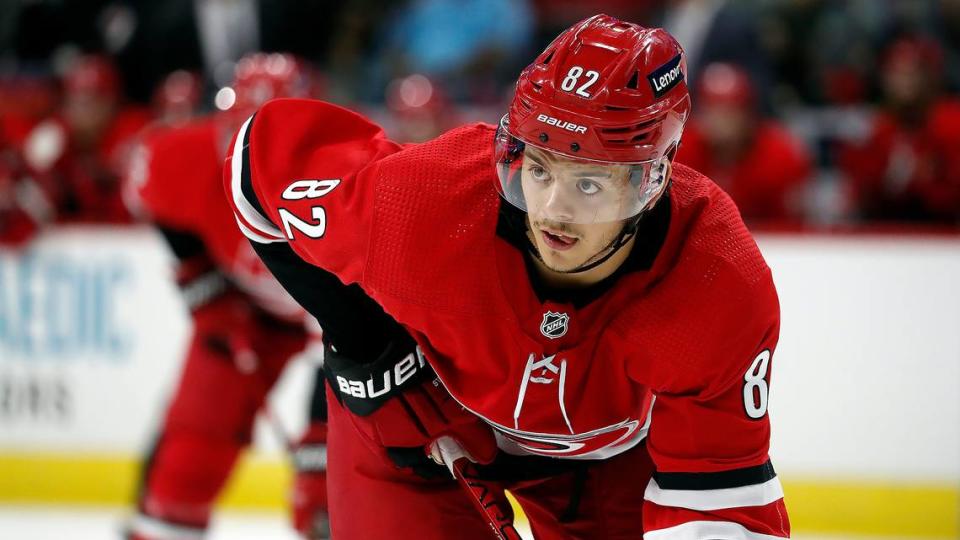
xmin=2 ymin=0 xmax=959 ymax=247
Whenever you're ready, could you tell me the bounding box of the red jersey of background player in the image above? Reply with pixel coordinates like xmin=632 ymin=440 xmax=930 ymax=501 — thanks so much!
xmin=229 ymin=97 xmax=788 ymax=537
xmin=128 ymin=117 xmax=301 ymax=319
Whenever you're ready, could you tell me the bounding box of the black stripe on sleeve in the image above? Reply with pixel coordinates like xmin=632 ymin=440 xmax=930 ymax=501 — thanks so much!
xmin=249 ymin=239 xmax=407 ymax=361
xmin=653 ymin=460 xmax=776 ymax=490
xmin=239 ymin=113 xmax=274 ymax=225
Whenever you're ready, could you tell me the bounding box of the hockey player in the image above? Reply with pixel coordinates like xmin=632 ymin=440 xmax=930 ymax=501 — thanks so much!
xmin=22 ymin=54 xmax=151 ymax=224
xmin=125 ymin=53 xmax=329 ymax=540
xmin=228 ymin=15 xmax=790 ymax=539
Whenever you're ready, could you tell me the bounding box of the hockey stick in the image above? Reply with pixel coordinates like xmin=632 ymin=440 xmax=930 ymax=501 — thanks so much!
xmin=451 ymin=458 xmax=524 ymax=540
xmin=432 ymin=437 xmax=522 ymax=540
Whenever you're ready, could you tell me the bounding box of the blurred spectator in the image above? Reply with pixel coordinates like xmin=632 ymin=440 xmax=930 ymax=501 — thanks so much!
xmin=678 ymin=62 xmax=812 ymax=225
xmin=839 ymin=37 xmax=960 ymax=224
xmin=378 ymin=0 xmax=534 ymax=103
xmin=659 ymin=0 xmax=772 ymax=107
xmin=21 ymin=54 xmax=151 ymax=223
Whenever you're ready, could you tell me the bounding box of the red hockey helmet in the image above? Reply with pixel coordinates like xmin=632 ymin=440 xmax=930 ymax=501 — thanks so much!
xmin=495 ymin=14 xmax=691 ymax=224
xmin=221 ymin=53 xmax=318 ymax=117
xmin=216 ymin=53 xmax=322 ymax=141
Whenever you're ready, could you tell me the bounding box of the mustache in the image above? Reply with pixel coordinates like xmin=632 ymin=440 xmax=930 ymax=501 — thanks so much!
xmin=531 ymin=219 xmax=578 ymax=235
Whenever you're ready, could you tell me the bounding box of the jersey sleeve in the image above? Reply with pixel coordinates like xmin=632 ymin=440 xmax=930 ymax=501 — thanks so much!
xmin=224 ymin=98 xmax=403 ymax=285
xmin=641 ymin=272 xmax=790 ymax=539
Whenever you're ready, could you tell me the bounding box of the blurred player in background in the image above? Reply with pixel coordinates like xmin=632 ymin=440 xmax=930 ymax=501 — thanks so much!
xmin=21 ymin=54 xmax=151 ymax=224
xmin=677 ymin=62 xmax=812 ymax=225
xmin=839 ymin=36 xmax=960 ymax=224
xmin=124 ymin=53 xmax=330 ymax=540
xmin=228 ymin=15 xmax=789 ymax=539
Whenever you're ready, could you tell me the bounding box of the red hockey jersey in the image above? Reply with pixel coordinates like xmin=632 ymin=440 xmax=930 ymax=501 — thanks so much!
xmin=228 ymin=99 xmax=789 ymax=538
xmin=128 ymin=116 xmax=301 ymax=320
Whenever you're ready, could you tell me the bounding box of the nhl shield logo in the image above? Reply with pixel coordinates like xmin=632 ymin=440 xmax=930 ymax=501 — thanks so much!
xmin=540 ymin=311 xmax=570 ymax=339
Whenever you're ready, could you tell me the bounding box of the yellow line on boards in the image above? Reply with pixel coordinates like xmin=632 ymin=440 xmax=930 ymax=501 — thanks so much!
xmin=783 ymin=478 xmax=959 ymax=538
xmin=0 ymin=452 xmax=290 ymax=510
xmin=0 ymin=452 xmax=956 ymax=538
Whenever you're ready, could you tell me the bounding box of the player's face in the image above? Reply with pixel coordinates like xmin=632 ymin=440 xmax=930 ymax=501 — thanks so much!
xmin=520 ymin=147 xmax=632 ymax=272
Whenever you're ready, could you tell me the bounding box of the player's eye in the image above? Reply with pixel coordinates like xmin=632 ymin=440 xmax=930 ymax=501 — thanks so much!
xmin=526 ymin=164 xmax=551 ymax=182
xmin=577 ymin=179 xmax=602 ymax=195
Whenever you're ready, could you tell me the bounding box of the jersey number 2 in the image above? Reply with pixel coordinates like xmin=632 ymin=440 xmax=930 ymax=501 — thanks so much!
xmin=743 ymin=349 xmax=770 ymax=419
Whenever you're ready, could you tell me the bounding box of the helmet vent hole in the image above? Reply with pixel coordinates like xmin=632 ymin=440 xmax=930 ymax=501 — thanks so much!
xmin=626 ymin=71 xmax=640 ymax=90
xmin=542 ymin=50 xmax=555 ymax=65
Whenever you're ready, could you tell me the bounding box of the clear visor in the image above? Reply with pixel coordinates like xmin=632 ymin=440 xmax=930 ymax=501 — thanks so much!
xmin=494 ymin=115 xmax=667 ymax=224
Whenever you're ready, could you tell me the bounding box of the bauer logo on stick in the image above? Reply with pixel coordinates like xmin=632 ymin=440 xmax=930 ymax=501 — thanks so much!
xmin=540 ymin=311 xmax=570 ymax=339
xmin=648 ymin=53 xmax=684 ymax=98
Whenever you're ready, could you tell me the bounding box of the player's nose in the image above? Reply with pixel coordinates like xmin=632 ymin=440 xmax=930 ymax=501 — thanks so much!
xmin=539 ymin=181 xmax=576 ymax=223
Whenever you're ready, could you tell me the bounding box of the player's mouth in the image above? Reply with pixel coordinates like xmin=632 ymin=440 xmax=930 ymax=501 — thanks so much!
xmin=540 ymin=228 xmax=578 ymax=251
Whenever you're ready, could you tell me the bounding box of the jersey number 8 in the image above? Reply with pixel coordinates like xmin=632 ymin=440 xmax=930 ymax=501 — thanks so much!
xmin=743 ymin=349 xmax=770 ymax=420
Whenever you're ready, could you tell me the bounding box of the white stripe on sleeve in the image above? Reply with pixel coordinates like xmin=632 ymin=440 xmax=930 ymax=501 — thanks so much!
xmin=643 ymin=520 xmax=788 ymax=540
xmin=230 ymin=115 xmax=285 ymax=243
xmin=644 ymin=476 xmax=784 ymax=511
